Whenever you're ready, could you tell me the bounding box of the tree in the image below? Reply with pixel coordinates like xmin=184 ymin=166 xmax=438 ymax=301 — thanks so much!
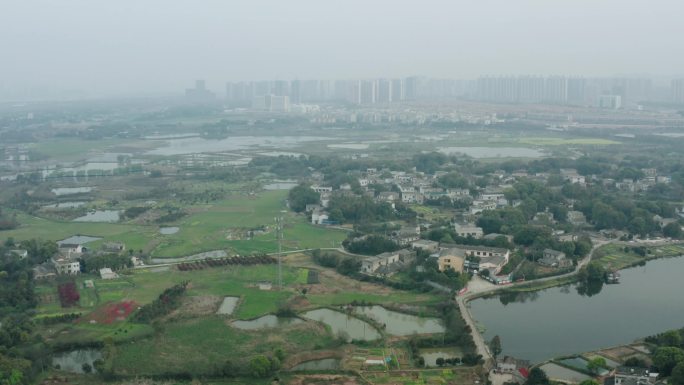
xmin=579 ymin=380 xmax=599 ymax=385
xmin=624 ymin=357 xmax=648 ymax=368
xmin=274 ymin=348 xmax=286 ymax=362
xmin=664 ymin=222 xmax=684 ymax=239
xmin=222 ymin=359 xmax=237 ymax=377
xmin=288 ymin=184 xmax=320 ymax=213
xmin=660 ymin=330 xmax=683 ymax=348
xmin=82 ymin=362 xmax=92 ymax=374
xmin=587 ymin=357 xmax=606 ymax=373
xmin=526 ymin=367 xmax=550 ymax=385
xmin=249 ymin=355 xmax=272 ymax=378
xmin=671 ymin=361 xmax=684 ymax=385
xmin=653 ymin=347 xmax=684 ymax=376
xmin=490 ymin=335 xmax=502 ymax=358
xmin=436 ymin=357 xmax=445 ymax=367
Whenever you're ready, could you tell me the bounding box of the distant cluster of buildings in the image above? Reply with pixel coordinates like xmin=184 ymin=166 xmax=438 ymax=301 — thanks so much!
xmin=224 ymin=77 xmax=474 ymax=106
xmin=475 ymin=76 xmax=658 ymax=108
xmin=189 ymin=75 xmax=684 ymax=108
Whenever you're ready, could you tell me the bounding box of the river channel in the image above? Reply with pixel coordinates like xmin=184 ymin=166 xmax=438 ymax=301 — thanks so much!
xmin=469 ymin=256 xmax=684 ymax=363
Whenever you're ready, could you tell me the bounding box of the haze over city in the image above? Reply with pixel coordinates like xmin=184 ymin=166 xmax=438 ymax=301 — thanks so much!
xmin=3 ymin=2 xmax=684 ymax=385
xmin=2 ymin=0 xmax=684 ymax=99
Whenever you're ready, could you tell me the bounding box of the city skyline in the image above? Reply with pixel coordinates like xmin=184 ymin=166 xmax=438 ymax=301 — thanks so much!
xmin=2 ymin=0 xmax=684 ymax=100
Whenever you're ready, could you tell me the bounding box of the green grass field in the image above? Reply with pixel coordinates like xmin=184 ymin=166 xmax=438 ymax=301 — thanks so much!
xmin=594 ymin=243 xmax=684 ymax=270
xmin=28 ymin=138 xmax=135 ymax=160
xmin=149 ymin=190 xmax=346 ymax=257
xmin=112 ymin=316 xmax=336 ymax=375
xmin=518 ymin=137 xmax=621 ymax=146
xmin=1 ymin=190 xmax=346 ymax=258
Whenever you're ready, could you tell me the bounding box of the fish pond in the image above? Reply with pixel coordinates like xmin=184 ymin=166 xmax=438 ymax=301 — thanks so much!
xmin=469 ymin=256 xmax=684 ymax=363
xmin=302 ymin=308 xmax=380 ymax=341
xmin=354 ymin=306 xmax=445 ymax=336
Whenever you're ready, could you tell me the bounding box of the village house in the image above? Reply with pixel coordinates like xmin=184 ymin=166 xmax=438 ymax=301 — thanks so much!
xmin=51 ymin=254 xmax=81 ymax=275
xmin=319 ymin=191 xmax=331 ymax=208
xmin=376 ymin=191 xmax=400 ymax=203
xmin=496 ymin=356 xmax=531 ymax=373
xmin=452 ymin=245 xmax=510 ymax=275
xmin=310 ymin=185 xmax=333 ymax=193
xmin=412 ymin=239 xmax=439 ymax=253
xmin=470 ymin=199 xmax=497 ymax=215
xmin=391 ymin=226 xmax=421 ymax=246
xmin=437 ymin=248 xmax=465 ymax=273
xmin=57 ymin=243 xmax=86 ymax=254
xmin=446 ymin=188 xmax=470 ymax=199
xmin=478 ymin=190 xmax=505 ymax=202
xmin=102 ymin=242 xmax=125 ymax=253
xmin=305 ymin=203 xmax=322 ymax=212
xmin=99 ymin=267 xmax=118 ymax=280
xmin=7 ymin=249 xmax=28 ymax=259
xmin=561 ymin=169 xmax=586 ymax=185
xmin=453 ymin=223 xmax=484 ymax=238
xmin=538 ymin=249 xmax=572 ymax=268
xmin=360 ymin=252 xmax=400 ymax=275
xmin=483 ymin=233 xmax=514 ymax=242
xmin=567 ymin=210 xmax=587 ymax=226
xmin=32 ymin=263 xmax=57 ymax=280
xmin=611 ymin=366 xmax=658 ymax=385
xmin=311 ymin=210 xmax=329 ymax=225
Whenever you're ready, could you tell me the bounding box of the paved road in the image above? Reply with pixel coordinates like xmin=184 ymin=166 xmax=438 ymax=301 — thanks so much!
xmin=137 ymin=247 xmax=353 ymax=269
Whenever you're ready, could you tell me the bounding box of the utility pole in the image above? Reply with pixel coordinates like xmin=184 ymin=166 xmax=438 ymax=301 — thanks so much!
xmin=275 ymin=216 xmax=283 ymax=289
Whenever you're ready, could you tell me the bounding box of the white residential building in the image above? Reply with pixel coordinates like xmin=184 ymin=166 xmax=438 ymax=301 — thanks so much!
xmin=453 ymin=223 xmax=484 ymax=238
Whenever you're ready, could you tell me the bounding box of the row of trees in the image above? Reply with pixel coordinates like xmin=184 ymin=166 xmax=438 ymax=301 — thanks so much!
xmin=133 ymin=281 xmax=188 ymax=322
xmin=81 ymin=254 xmax=133 ymax=273
xmin=0 ymin=243 xmax=52 ymax=384
xmin=176 ymin=255 xmax=276 ymax=271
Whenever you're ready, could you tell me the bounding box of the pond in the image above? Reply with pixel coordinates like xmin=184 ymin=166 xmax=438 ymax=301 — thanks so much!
xmin=159 ymin=226 xmax=180 ymax=235
xmin=354 ymin=306 xmax=445 ymax=336
xmin=216 ymin=297 xmax=240 ymax=315
xmin=58 ymin=235 xmax=102 ymax=245
xmin=438 ymin=146 xmax=545 ymax=158
xmin=419 ymin=347 xmax=463 ymax=367
xmin=327 ymin=143 xmax=370 ymax=150
xmin=290 ymin=358 xmax=341 ymax=371
xmin=232 ymin=315 xmax=302 ymax=330
xmin=73 ymin=210 xmax=120 ymax=222
xmin=302 ymin=308 xmax=380 ymax=341
xmin=43 ymin=201 xmax=87 ymax=209
xmin=469 ymin=256 xmax=684 ymax=363
xmin=145 ymin=135 xmax=332 ymax=156
xmin=52 ymin=349 xmax=102 ymax=373
xmin=52 ymin=187 xmax=93 ymax=196
xmin=558 ymin=357 xmax=609 ymax=376
xmin=263 ymin=181 xmax=298 ymax=190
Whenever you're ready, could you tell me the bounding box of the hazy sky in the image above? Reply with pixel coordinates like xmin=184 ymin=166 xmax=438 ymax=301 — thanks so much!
xmin=1 ymin=0 xmax=683 ymax=98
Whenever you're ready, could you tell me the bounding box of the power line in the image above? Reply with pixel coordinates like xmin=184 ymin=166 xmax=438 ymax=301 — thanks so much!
xmin=275 ymin=216 xmax=283 ymax=290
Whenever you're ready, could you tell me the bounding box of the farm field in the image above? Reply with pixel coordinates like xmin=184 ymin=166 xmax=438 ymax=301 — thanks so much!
xmin=112 ymin=316 xmax=336 ymax=375
xmin=3 ymin=190 xmax=347 ymax=258
xmin=593 ymin=243 xmax=684 ymax=270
